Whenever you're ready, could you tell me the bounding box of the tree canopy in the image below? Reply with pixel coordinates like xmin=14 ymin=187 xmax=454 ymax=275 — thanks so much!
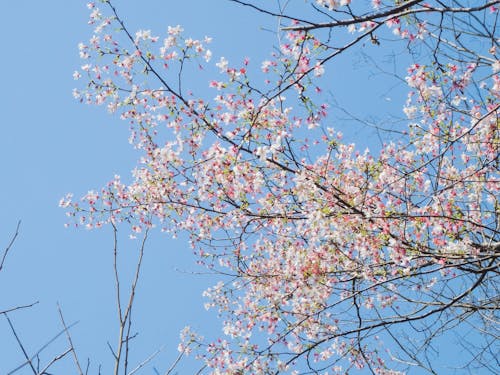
xmin=63 ymin=1 xmax=499 ymax=374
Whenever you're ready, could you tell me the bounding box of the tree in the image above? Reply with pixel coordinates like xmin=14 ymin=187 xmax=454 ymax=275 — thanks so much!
xmin=64 ymin=0 xmax=499 ymax=373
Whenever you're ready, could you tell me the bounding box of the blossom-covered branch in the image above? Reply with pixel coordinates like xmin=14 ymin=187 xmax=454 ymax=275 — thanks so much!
xmin=65 ymin=1 xmax=499 ymax=373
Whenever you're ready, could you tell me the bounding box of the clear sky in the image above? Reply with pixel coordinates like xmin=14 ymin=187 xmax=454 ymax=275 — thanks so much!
xmin=0 ymin=1 xmax=410 ymax=373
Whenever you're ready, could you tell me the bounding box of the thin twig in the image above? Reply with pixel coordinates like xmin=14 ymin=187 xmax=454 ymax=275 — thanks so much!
xmin=57 ymin=303 xmax=84 ymax=375
xmin=127 ymin=346 xmax=164 ymax=375
xmin=4 ymin=313 xmax=37 ymax=374
xmin=112 ymin=223 xmax=150 ymax=375
xmin=37 ymin=348 xmax=72 ymax=374
xmin=163 ymin=346 xmax=186 ymax=375
xmin=0 ymin=301 xmax=38 ymax=315
xmin=1 ymin=220 xmax=21 ymax=272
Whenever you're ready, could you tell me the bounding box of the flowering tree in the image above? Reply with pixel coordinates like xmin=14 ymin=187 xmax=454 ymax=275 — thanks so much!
xmin=64 ymin=0 xmax=499 ymax=373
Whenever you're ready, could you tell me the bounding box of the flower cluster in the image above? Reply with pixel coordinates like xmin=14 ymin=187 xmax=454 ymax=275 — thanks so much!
xmin=64 ymin=1 xmax=499 ymax=373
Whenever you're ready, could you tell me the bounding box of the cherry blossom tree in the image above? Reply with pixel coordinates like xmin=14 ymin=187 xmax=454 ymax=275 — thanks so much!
xmin=64 ymin=0 xmax=499 ymax=373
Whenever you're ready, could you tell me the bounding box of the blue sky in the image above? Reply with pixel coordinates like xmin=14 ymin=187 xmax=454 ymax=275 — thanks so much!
xmin=0 ymin=1 xmax=411 ymax=373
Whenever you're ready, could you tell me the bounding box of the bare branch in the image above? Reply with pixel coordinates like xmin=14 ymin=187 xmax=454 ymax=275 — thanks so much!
xmin=1 ymin=220 xmax=21 ymax=272
xmin=111 ymin=224 xmax=150 ymax=375
xmin=37 ymin=348 xmax=72 ymax=374
xmin=57 ymin=303 xmax=84 ymax=375
xmin=127 ymin=346 xmax=163 ymax=375
xmin=0 ymin=301 xmax=39 ymax=315
xmin=4 ymin=313 xmax=37 ymax=374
